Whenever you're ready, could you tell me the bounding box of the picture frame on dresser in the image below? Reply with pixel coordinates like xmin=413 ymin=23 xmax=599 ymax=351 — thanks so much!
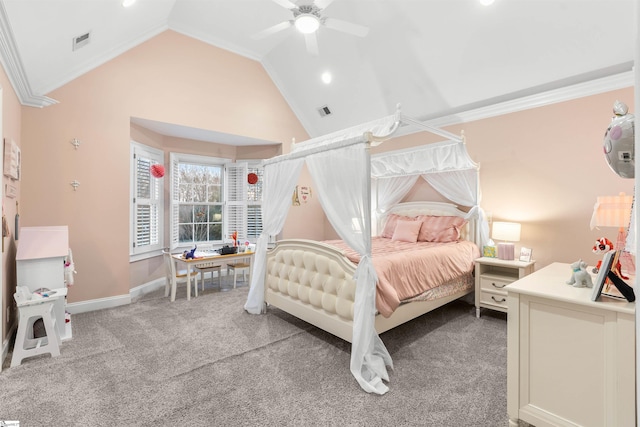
xmin=519 ymin=247 xmax=532 ymax=262
xmin=592 ymin=250 xmax=635 ymax=302
xmin=592 ymin=250 xmax=615 ymax=301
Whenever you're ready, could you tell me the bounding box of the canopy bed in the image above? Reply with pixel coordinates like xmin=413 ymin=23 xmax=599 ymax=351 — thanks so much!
xmin=244 ymin=110 xmax=489 ymax=395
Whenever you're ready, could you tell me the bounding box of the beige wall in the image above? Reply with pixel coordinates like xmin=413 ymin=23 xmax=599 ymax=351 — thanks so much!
xmin=18 ymin=30 xmax=308 ymax=311
xmin=0 ymin=63 xmax=22 ymax=344
xmin=366 ymin=87 xmax=635 ymax=269
xmin=0 ymin=27 xmax=635 ymax=345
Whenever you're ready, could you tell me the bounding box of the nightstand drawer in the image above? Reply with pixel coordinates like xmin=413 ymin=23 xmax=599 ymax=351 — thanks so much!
xmin=479 ymin=290 xmax=508 ymax=310
xmin=474 ymin=257 xmax=536 ymax=318
xmin=480 ymin=275 xmax=513 ymax=293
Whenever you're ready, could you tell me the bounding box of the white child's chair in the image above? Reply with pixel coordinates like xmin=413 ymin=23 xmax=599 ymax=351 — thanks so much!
xmin=11 ymin=286 xmax=67 ymax=367
xmin=192 ymin=244 xmax=222 ymax=293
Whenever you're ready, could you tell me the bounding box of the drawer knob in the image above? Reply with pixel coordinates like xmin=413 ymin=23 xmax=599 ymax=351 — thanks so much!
xmin=492 ymin=282 xmax=506 ymax=289
xmin=491 ymin=296 xmax=506 ymax=303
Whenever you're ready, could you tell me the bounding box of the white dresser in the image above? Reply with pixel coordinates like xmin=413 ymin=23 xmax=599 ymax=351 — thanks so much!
xmin=506 ymin=262 xmax=635 ymax=427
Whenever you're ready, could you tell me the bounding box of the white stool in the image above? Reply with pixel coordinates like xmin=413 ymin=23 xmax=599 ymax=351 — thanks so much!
xmin=11 ymin=286 xmax=66 ymax=367
xmin=226 ymin=262 xmax=251 ymax=288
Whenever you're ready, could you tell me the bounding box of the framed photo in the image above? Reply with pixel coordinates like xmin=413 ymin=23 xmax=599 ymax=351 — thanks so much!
xmin=519 ymin=247 xmax=532 ymax=262
xmin=3 ymin=138 xmax=20 ymax=181
xmin=592 ymin=250 xmax=616 ymax=301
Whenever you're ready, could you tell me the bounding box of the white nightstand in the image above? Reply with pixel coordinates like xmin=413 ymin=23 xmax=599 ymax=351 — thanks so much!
xmin=474 ymin=257 xmax=535 ymax=318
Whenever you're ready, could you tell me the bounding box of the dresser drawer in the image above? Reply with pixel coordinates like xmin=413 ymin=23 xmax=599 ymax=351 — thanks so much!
xmin=479 ymin=290 xmax=508 ymax=311
xmin=480 ymin=274 xmax=513 ymax=293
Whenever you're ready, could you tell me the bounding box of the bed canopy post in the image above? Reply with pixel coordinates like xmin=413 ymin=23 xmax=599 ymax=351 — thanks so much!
xmin=476 ymin=167 xmax=481 ymax=245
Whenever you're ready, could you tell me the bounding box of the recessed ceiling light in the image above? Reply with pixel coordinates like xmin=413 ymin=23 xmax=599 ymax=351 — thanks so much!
xmin=321 ymin=71 xmax=332 ymax=84
xmin=479 ymin=0 xmax=495 ymax=5
xmin=122 ymin=0 xmax=137 ymax=7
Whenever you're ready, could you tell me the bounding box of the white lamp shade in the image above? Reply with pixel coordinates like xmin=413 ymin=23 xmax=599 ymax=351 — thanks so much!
xmin=492 ymin=221 xmax=521 ymax=242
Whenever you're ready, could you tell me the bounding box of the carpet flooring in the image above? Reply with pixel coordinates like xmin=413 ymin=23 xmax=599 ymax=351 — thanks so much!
xmin=0 ymin=280 xmax=511 ymax=426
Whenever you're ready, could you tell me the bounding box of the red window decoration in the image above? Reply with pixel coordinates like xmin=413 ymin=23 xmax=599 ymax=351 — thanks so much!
xmin=150 ymin=164 xmax=165 ymax=178
xmin=247 ymin=172 xmax=258 ymax=185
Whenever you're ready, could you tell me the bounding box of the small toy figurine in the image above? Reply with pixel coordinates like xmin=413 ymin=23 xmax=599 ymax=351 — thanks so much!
xmin=591 ymin=237 xmax=627 ymax=279
xmin=184 ymin=245 xmax=197 ymax=259
xmin=566 ymin=259 xmax=593 ymax=288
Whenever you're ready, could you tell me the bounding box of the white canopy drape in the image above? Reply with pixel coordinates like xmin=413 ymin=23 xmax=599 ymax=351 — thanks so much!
xmin=371 ymin=141 xmax=489 ymax=246
xmin=244 ymin=113 xmax=487 ymax=395
xmin=244 ymin=157 xmax=304 ymax=314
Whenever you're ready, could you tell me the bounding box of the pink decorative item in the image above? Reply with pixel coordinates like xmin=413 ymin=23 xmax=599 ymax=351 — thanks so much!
xmin=150 ymin=164 xmax=165 ymax=178
xmin=609 ymin=125 xmax=622 ymax=140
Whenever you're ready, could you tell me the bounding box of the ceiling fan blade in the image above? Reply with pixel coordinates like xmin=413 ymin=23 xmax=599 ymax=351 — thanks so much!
xmin=271 ymin=0 xmax=297 ymax=9
xmin=251 ymin=21 xmax=293 ymax=40
xmin=323 ymin=17 xmax=369 ymax=37
xmin=305 ymin=33 xmax=319 ymax=56
xmin=314 ymin=0 xmax=336 ymax=10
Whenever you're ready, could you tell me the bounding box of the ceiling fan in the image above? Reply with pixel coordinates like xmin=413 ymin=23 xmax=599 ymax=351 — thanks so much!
xmin=251 ymin=0 xmax=369 ymax=56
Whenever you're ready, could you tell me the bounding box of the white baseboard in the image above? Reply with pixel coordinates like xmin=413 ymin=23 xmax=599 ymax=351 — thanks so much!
xmin=1 ymin=322 xmax=16 ymax=371
xmin=66 ymin=278 xmax=165 ymax=315
xmin=1 ymin=279 xmax=167 ymax=368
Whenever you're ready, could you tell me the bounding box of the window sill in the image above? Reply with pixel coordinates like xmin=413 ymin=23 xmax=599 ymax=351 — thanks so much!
xmin=130 ymin=249 xmax=163 ymax=263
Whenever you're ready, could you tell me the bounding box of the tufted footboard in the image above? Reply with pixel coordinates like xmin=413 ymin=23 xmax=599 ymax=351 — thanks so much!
xmin=265 ymin=239 xmax=357 ymax=342
xmin=264 ymin=238 xmax=473 ymax=343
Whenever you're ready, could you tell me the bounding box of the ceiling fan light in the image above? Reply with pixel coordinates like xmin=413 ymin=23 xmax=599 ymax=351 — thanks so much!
xmin=295 ymin=14 xmax=320 ymax=34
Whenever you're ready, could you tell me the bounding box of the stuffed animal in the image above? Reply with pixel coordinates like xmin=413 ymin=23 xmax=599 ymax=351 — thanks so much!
xmin=566 ymin=259 xmax=593 ymax=288
xmin=591 ymin=237 xmax=628 ymax=279
xmin=184 ymin=245 xmax=197 ymax=259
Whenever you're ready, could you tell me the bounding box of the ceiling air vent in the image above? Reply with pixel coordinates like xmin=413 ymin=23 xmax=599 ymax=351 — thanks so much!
xmin=317 ymin=105 xmax=332 ymax=117
xmin=72 ymin=31 xmax=91 ymax=51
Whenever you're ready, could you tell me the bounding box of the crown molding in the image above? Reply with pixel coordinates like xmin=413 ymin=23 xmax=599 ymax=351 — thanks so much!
xmin=0 ymin=2 xmax=58 ymax=108
xmin=425 ymin=70 xmax=634 ymax=130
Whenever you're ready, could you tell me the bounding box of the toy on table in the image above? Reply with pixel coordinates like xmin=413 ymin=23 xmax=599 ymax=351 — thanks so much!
xmin=184 ymin=245 xmax=197 ymax=259
xmin=591 ymin=237 xmax=628 ymax=279
xmin=566 ymin=259 xmax=593 ymax=288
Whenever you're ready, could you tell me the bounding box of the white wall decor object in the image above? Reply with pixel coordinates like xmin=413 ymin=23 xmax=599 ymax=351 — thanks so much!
xmin=3 ymin=138 xmax=20 ymax=180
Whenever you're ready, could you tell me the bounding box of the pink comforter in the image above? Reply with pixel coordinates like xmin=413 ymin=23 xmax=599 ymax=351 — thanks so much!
xmin=323 ymin=237 xmax=480 ymax=317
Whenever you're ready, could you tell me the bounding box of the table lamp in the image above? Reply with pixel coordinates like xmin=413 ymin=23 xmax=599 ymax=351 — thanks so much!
xmin=492 ymin=221 xmax=521 ymax=260
xmin=590 ymin=192 xmax=635 ymax=274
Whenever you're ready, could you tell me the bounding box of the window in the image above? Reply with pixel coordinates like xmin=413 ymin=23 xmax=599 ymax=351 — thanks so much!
xmin=130 ymin=142 xmax=164 ymax=260
xmin=169 ymin=154 xmax=263 ymax=249
xmin=225 ymin=162 xmax=264 ymax=243
xmin=246 ymin=164 xmax=264 ymax=240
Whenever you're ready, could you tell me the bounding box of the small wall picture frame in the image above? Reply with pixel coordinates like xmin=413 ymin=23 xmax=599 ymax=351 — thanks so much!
xmin=5 ymin=183 xmax=17 ymax=198
xmin=3 ymin=138 xmax=20 ymax=181
xmin=519 ymin=247 xmax=532 ymax=262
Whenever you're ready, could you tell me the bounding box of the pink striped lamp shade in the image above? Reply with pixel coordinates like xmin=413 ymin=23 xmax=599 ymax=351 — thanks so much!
xmin=590 ymin=193 xmax=633 ymax=230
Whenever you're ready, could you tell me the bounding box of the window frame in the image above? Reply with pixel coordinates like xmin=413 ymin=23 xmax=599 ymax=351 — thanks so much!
xmin=245 ymin=162 xmax=264 ymax=242
xmin=129 ymin=141 xmax=165 ymax=262
xmin=169 ymin=154 xmax=265 ymax=251
xmin=170 ymin=152 xmax=229 ymax=250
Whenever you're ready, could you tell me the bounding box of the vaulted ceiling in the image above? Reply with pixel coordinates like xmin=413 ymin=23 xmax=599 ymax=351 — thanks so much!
xmin=0 ymin=0 xmax=635 ymax=142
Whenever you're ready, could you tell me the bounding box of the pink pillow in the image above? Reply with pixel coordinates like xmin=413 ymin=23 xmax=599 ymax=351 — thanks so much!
xmin=391 ymin=220 xmax=422 ymax=243
xmin=416 ymin=215 xmax=467 ymax=243
xmin=381 ymin=214 xmax=414 ymax=238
